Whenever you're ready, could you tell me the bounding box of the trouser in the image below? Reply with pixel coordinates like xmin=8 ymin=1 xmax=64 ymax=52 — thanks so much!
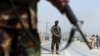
xmin=99 ymin=40 xmax=100 ymax=47
xmin=91 ymin=42 xmax=95 ymax=49
xmin=96 ymin=40 xmax=99 ymax=48
xmin=51 ymin=37 xmax=60 ymax=51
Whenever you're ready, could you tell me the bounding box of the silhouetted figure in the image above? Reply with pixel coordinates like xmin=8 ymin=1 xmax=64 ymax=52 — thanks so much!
xmin=96 ymin=35 xmax=100 ymax=49
xmin=51 ymin=20 xmax=61 ymax=54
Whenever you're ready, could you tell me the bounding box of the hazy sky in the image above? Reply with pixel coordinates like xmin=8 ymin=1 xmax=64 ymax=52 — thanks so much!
xmin=38 ymin=0 xmax=100 ymax=36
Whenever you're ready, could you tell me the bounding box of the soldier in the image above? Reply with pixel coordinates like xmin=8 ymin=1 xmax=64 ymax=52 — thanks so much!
xmin=96 ymin=35 xmax=100 ymax=49
xmin=51 ymin=20 xmax=61 ymax=54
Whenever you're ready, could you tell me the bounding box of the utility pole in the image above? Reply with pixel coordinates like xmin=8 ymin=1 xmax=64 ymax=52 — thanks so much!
xmin=46 ymin=22 xmax=48 ymax=35
xmin=45 ymin=22 xmax=49 ymax=40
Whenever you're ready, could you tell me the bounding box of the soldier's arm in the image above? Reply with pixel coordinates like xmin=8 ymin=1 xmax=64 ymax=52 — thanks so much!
xmin=59 ymin=27 xmax=62 ymax=38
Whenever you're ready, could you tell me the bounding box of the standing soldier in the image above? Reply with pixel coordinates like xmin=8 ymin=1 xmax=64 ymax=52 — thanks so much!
xmin=51 ymin=20 xmax=61 ymax=54
xmin=96 ymin=35 xmax=99 ymax=49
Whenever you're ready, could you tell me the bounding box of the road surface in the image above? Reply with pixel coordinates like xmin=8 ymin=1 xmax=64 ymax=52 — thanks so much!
xmin=41 ymin=41 xmax=100 ymax=56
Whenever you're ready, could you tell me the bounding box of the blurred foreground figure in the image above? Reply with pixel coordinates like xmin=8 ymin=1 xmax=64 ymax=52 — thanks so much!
xmin=0 ymin=0 xmax=40 ymax=56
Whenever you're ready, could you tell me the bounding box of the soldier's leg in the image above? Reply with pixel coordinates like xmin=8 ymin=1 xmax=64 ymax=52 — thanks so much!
xmin=56 ymin=43 xmax=59 ymax=50
xmin=97 ymin=41 xmax=99 ymax=49
xmin=99 ymin=40 xmax=100 ymax=47
xmin=91 ymin=42 xmax=93 ymax=49
xmin=56 ymin=39 xmax=60 ymax=54
xmin=94 ymin=42 xmax=96 ymax=48
xmin=95 ymin=41 xmax=97 ymax=48
xmin=98 ymin=40 xmax=100 ymax=48
xmin=92 ymin=42 xmax=95 ymax=49
xmin=51 ymin=40 xmax=53 ymax=51
xmin=51 ymin=39 xmax=55 ymax=52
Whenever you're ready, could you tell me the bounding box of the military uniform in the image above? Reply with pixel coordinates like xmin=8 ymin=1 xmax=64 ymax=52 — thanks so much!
xmin=51 ymin=25 xmax=61 ymax=53
xmin=0 ymin=0 xmax=40 ymax=56
xmin=96 ymin=36 xmax=100 ymax=49
xmin=91 ymin=36 xmax=96 ymax=49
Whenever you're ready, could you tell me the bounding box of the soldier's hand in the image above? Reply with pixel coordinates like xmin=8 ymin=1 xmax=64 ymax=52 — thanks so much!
xmin=48 ymin=0 xmax=69 ymax=14
xmin=56 ymin=35 xmax=59 ymax=37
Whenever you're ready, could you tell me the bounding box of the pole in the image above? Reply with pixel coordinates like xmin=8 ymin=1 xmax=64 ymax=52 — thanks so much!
xmin=46 ymin=22 xmax=48 ymax=35
xmin=46 ymin=22 xmax=48 ymax=40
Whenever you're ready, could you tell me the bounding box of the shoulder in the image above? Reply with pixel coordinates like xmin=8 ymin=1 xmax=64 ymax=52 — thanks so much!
xmin=51 ymin=25 xmax=55 ymax=28
xmin=58 ymin=26 xmax=61 ymax=28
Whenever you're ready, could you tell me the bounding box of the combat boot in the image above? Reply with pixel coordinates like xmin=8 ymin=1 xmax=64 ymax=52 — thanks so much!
xmin=51 ymin=50 xmax=54 ymax=54
xmin=56 ymin=50 xmax=59 ymax=54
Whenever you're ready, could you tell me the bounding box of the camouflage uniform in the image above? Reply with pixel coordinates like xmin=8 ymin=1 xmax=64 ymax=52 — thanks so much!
xmin=51 ymin=25 xmax=61 ymax=52
xmin=0 ymin=0 xmax=40 ymax=56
